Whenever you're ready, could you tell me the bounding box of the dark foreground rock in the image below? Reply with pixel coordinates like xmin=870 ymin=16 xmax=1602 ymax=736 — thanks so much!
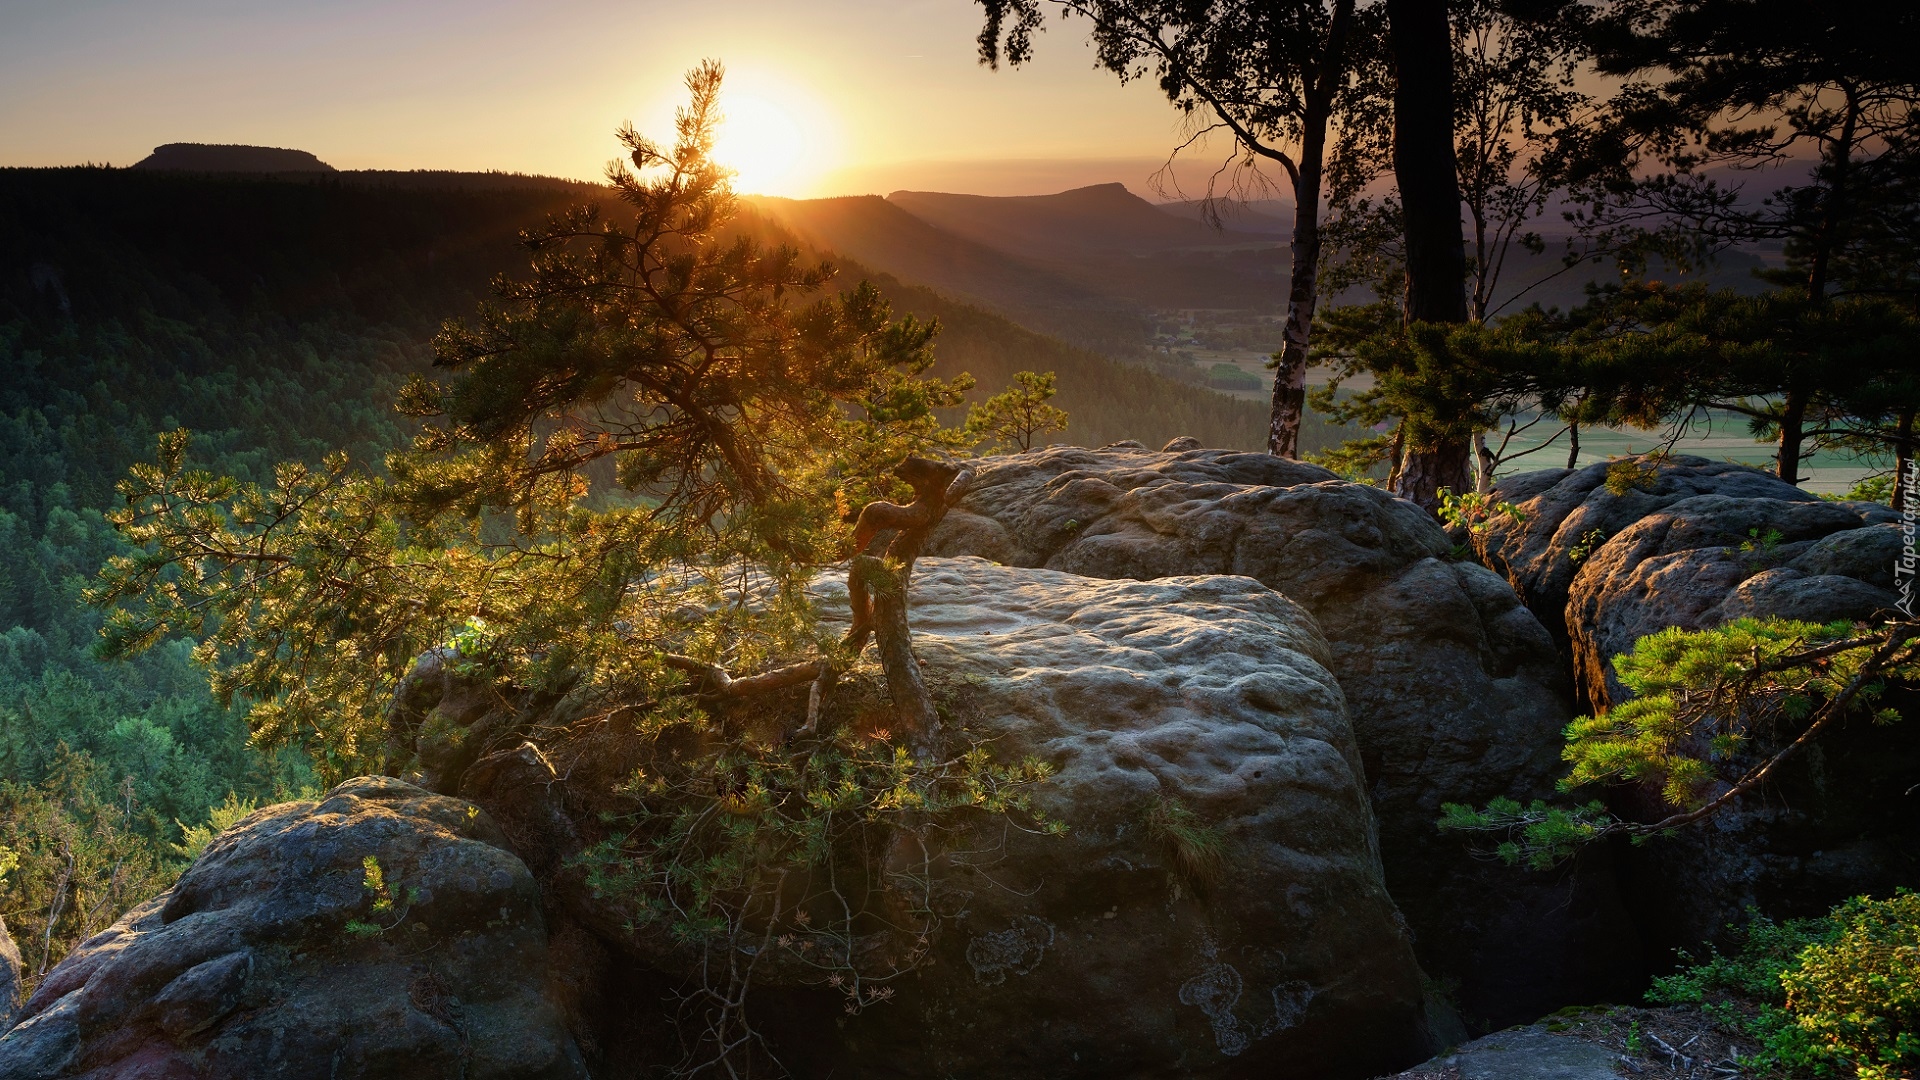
xmin=1376 ymin=1006 xmax=1771 ymax=1080
xmin=0 ymin=777 xmax=586 ymax=1080
xmin=406 ymin=558 xmax=1441 ymax=1078
xmin=1383 ymin=1026 xmax=1620 ymax=1080
xmin=922 ymin=446 xmax=1639 ymax=1029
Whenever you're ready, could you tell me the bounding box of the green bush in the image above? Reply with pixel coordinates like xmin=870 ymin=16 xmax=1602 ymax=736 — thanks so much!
xmin=1784 ymin=892 xmax=1920 ymax=1079
xmin=1648 ymin=893 xmax=1920 ymax=1079
xmin=1821 ymin=475 xmax=1896 ymax=504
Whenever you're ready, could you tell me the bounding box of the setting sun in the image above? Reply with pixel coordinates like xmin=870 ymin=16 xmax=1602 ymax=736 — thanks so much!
xmin=712 ymin=94 xmax=805 ymax=195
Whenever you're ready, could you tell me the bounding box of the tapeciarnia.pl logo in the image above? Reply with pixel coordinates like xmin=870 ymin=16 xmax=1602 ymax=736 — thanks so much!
xmin=1899 ymin=461 xmax=1919 ymax=619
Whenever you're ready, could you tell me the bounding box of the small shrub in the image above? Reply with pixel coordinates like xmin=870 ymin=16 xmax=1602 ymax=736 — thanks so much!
xmin=1567 ymin=527 xmax=1609 ymax=567
xmin=1821 ymin=475 xmax=1896 ymax=505
xmin=1784 ymin=891 xmax=1920 ymax=1078
xmin=1437 ymin=487 xmax=1525 ymax=566
xmin=171 ymin=791 xmax=262 ymax=862
xmin=445 ymin=617 xmax=503 ymax=679
xmin=1648 ymin=908 xmax=1835 ymax=1007
xmin=1731 ymin=527 xmax=1788 ymax=570
xmin=345 ymin=854 xmax=416 ymax=936
xmin=1437 ymin=488 xmax=1526 ymax=534
xmin=1647 ymin=893 xmax=1920 ymax=1079
xmin=1604 ymin=455 xmax=1663 ymax=497
xmin=1144 ymin=795 xmax=1225 ymax=890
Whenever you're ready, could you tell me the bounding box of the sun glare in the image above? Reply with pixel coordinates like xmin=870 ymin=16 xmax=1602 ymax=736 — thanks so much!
xmin=712 ymin=94 xmax=808 ymax=196
xmin=630 ymin=66 xmax=839 ymax=197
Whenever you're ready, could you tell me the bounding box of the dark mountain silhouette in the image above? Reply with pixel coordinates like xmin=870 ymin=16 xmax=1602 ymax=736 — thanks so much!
xmin=888 ymin=183 xmax=1263 ymax=258
xmin=133 ymin=143 xmax=336 ymax=172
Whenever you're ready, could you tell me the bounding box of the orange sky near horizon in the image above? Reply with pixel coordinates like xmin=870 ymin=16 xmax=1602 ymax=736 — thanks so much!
xmin=0 ymin=0 xmax=1291 ymax=200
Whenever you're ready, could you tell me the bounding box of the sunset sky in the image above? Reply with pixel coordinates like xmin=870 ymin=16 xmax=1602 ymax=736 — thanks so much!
xmin=0 ymin=0 xmax=1274 ymax=198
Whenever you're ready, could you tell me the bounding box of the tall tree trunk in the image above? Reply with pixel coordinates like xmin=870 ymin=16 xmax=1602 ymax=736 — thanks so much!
xmin=1269 ymin=182 xmax=1323 ymax=458
xmin=1473 ymin=431 xmax=1495 ymax=494
xmin=1893 ymin=406 xmax=1914 ymax=512
xmin=1777 ymin=385 xmax=1809 ymax=484
xmin=1566 ymin=421 xmax=1580 ymax=470
xmin=1386 ymin=0 xmax=1472 ymax=508
xmin=1268 ymin=0 xmax=1354 ymax=458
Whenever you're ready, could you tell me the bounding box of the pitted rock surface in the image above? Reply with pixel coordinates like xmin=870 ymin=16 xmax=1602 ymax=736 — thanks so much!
xmin=807 ymin=558 xmax=1435 ymax=1078
xmin=923 ymin=446 xmax=1636 ymax=1028
xmin=0 ymin=777 xmax=587 ymax=1080
xmin=403 ymin=557 xmax=1439 ymax=1075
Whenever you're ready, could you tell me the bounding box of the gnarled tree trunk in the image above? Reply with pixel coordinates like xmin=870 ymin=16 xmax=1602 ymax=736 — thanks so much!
xmin=842 ymin=459 xmax=974 ymax=755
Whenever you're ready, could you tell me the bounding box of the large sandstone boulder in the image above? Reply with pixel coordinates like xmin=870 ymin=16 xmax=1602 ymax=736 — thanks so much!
xmin=820 ymin=560 xmax=1434 ymax=1078
xmin=921 ymin=446 xmax=1639 ymax=1029
xmin=1483 ymin=458 xmax=1915 ymax=957
xmin=1565 ymin=494 xmax=1898 ymax=708
xmin=1479 ymin=455 xmax=1820 ymax=650
xmin=0 ymin=777 xmax=588 ymax=1080
xmin=419 ymin=558 xmax=1440 ymax=1077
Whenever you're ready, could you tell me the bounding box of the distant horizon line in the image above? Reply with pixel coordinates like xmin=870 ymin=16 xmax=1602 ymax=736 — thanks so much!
xmin=6 ymin=156 xmax=1306 ymax=206
xmin=6 ymin=145 xmax=1305 ymax=204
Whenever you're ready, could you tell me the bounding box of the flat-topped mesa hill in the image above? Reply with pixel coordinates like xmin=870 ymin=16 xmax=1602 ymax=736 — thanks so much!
xmin=132 ymin=143 xmax=337 ymax=172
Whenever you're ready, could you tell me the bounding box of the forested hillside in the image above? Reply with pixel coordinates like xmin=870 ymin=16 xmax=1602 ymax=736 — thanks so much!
xmin=0 ymin=167 xmax=609 ymax=975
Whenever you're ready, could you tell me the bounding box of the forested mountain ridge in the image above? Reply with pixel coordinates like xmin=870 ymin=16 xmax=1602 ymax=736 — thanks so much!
xmin=746 ymin=192 xmax=1153 ymax=356
xmin=886 ymin=182 xmax=1262 ymax=257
